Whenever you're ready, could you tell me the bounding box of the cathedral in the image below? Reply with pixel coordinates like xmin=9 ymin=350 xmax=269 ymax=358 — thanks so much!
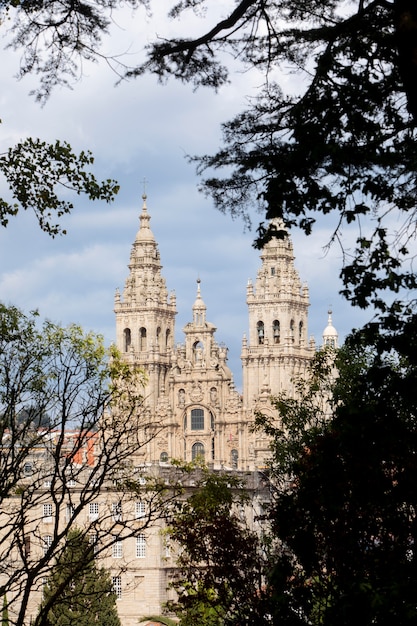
xmin=2 ymin=193 xmax=340 ymax=626
xmin=114 ymin=193 xmax=338 ymax=472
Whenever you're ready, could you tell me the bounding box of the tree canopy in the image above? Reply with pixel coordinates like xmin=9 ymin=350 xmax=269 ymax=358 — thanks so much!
xmin=0 ymin=137 xmax=119 ymax=236
xmin=126 ymin=1 xmax=417 ymax=328
xmin=0 ymin=0 xmax=129 ymax=236
xmin=255 ymin=343 xmax=417 ymax=625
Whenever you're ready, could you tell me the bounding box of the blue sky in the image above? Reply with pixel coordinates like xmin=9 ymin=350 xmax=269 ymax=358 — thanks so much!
xmin=0 ymin=4 xmax=370 ymax=388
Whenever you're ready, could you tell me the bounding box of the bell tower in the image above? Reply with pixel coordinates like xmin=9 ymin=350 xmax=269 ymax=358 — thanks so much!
xmin=241 ymin=220 xmax=314 ymax=407
xmin=114 ymin=194 xmax=177 ymax=409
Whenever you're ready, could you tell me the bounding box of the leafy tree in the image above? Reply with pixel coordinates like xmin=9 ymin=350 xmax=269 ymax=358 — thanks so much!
xmin=0 ymin=135 xmax=119 ymax=236
xmin=165 ymin=465 xmax=274 ymax=626
xmin=2 ymin=0 xmax=148 ymax=103
xmin=0 ymin=303 xmax=167 ymax=626
xmin=0 ymin=0 xmax=125 ymax=235
xmin=256 ymin=342 xmax=417 ymax=625
xmin=38 ymin=529 xmax=121 ymax=626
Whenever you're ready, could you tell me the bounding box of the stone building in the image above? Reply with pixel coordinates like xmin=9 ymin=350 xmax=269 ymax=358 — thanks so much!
xmin=4 ymin=193 xmax=338 ymax=626
xmin=107 ymin=194 xmax=337 ymax=624
xmin=114 ymin=194 xmax=330 ymax=474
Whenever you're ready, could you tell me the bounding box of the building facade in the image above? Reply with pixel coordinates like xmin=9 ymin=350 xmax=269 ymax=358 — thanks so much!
xmin=5 ymin=193 xmax=338 ymax=626
xmin=114 ymin=194 xmax=329 ymax=475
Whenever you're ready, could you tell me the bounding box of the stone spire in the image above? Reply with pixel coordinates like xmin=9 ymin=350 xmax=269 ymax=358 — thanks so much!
xmin=135 ymin=193 xmax=155 ymax=243
xmin=192 ymin=278 xmax=207 ymax=327
xmin=114 ymin=192 xmax=176 ymax=408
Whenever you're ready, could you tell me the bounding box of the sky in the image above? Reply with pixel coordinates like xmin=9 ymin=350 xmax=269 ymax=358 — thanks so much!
xmin=0 ymin=3 xmax=371 ymax=388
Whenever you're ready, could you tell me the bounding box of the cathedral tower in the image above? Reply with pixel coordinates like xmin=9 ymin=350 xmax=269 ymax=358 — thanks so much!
xmin=114 ymin=194 xmax=177 ymax=409
xmin=241 ymin=221 xmax=314 ymax=407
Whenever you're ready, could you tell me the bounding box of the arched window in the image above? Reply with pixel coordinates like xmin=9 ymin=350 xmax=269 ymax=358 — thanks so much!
xmin=165 ymin=328 xmax=171 ymax=347
xmin=139 ymin=327 xmax=147 ymax=351
xmin=231 ymin=449 xmax=238 ymax=469
xmin=290 ymin=319 xmax=295 ymax=343
xmin=160 ymin=452 xmax=168 ymax=463
xmin=325 ymin=336 xmax=336 ymax=348
xmin=191 ymin=408 xmax=204 ymax=430
xmin=257 ymin=321 xmax=264 ymax=345
xmin=192 ymin=442 xmax=205 ymax=461
xmin=156 ymin=326 xmax=161 ymax=348
xmin=123 ymin=328 xmax=131 ymax=352
xmin=273 ymin=320 xmax=280 ymax=344
xmin=299 ymin=321 xmax=304 ymax=344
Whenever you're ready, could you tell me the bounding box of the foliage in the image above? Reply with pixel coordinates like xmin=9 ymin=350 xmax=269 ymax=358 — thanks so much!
xmin=0 ymin=303 xmax=167 ymax=626
xmin=2 ymin=0 xmax=149 ymax=103
xmin=0 ymin=0 xmax=126 ymax=236
xmin=126 ymin=0 xmax=417 ymax=339
xmin=0 ymin=135 xmax=120 ymax=236
xmin=166 ymin=465 xmax=274 ymax=626
xmin=258 ymin=340 xmax=417 ymax=625
xmin=37 ymin=529 xmax=121 ymax=626
xmin=256 ymin=348 xmax=336 ymax=481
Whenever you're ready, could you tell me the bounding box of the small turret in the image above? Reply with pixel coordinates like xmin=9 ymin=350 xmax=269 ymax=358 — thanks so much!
xmin=192 ymin=278 xmax=207 ymax=327
xmin=322 ymin=309 xmax=338 ymax=348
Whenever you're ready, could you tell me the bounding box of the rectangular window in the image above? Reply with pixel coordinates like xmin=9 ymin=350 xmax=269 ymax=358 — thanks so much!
xmin=112 ymin=540 xmax=123 ymax=559
xmin=24 ymin=462 xmax=33 ymax=476
xmin=43 ymin=503 xmax=53 ymax=522
xmin=24 ymin=536 xmax=31 ymax=558
xmin=89 ymin=533 xmax=98 ymax=555
xmin=89 ymin=502 xmax=99 ymax=521
xmin=191 ymin=408 xmax=204 ymax=430
xmin=112 ymin=576 xmax=122 ymax=599
xmin=43 ymin=535 xmax=52 ymax=556
xmin=136 ymin=534 xmax=146 ymax=558
xmin=135 ymin=501 xmax=146 ymax=519
xmin=112 ymin=502 xmax=122 ymax=522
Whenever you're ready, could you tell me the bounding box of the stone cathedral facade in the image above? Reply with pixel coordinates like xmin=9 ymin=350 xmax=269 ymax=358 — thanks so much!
xmin=114 ymin=194 xmax=338 ymax=474
xmin=3 ymin=194 xmax=341 ymax=626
